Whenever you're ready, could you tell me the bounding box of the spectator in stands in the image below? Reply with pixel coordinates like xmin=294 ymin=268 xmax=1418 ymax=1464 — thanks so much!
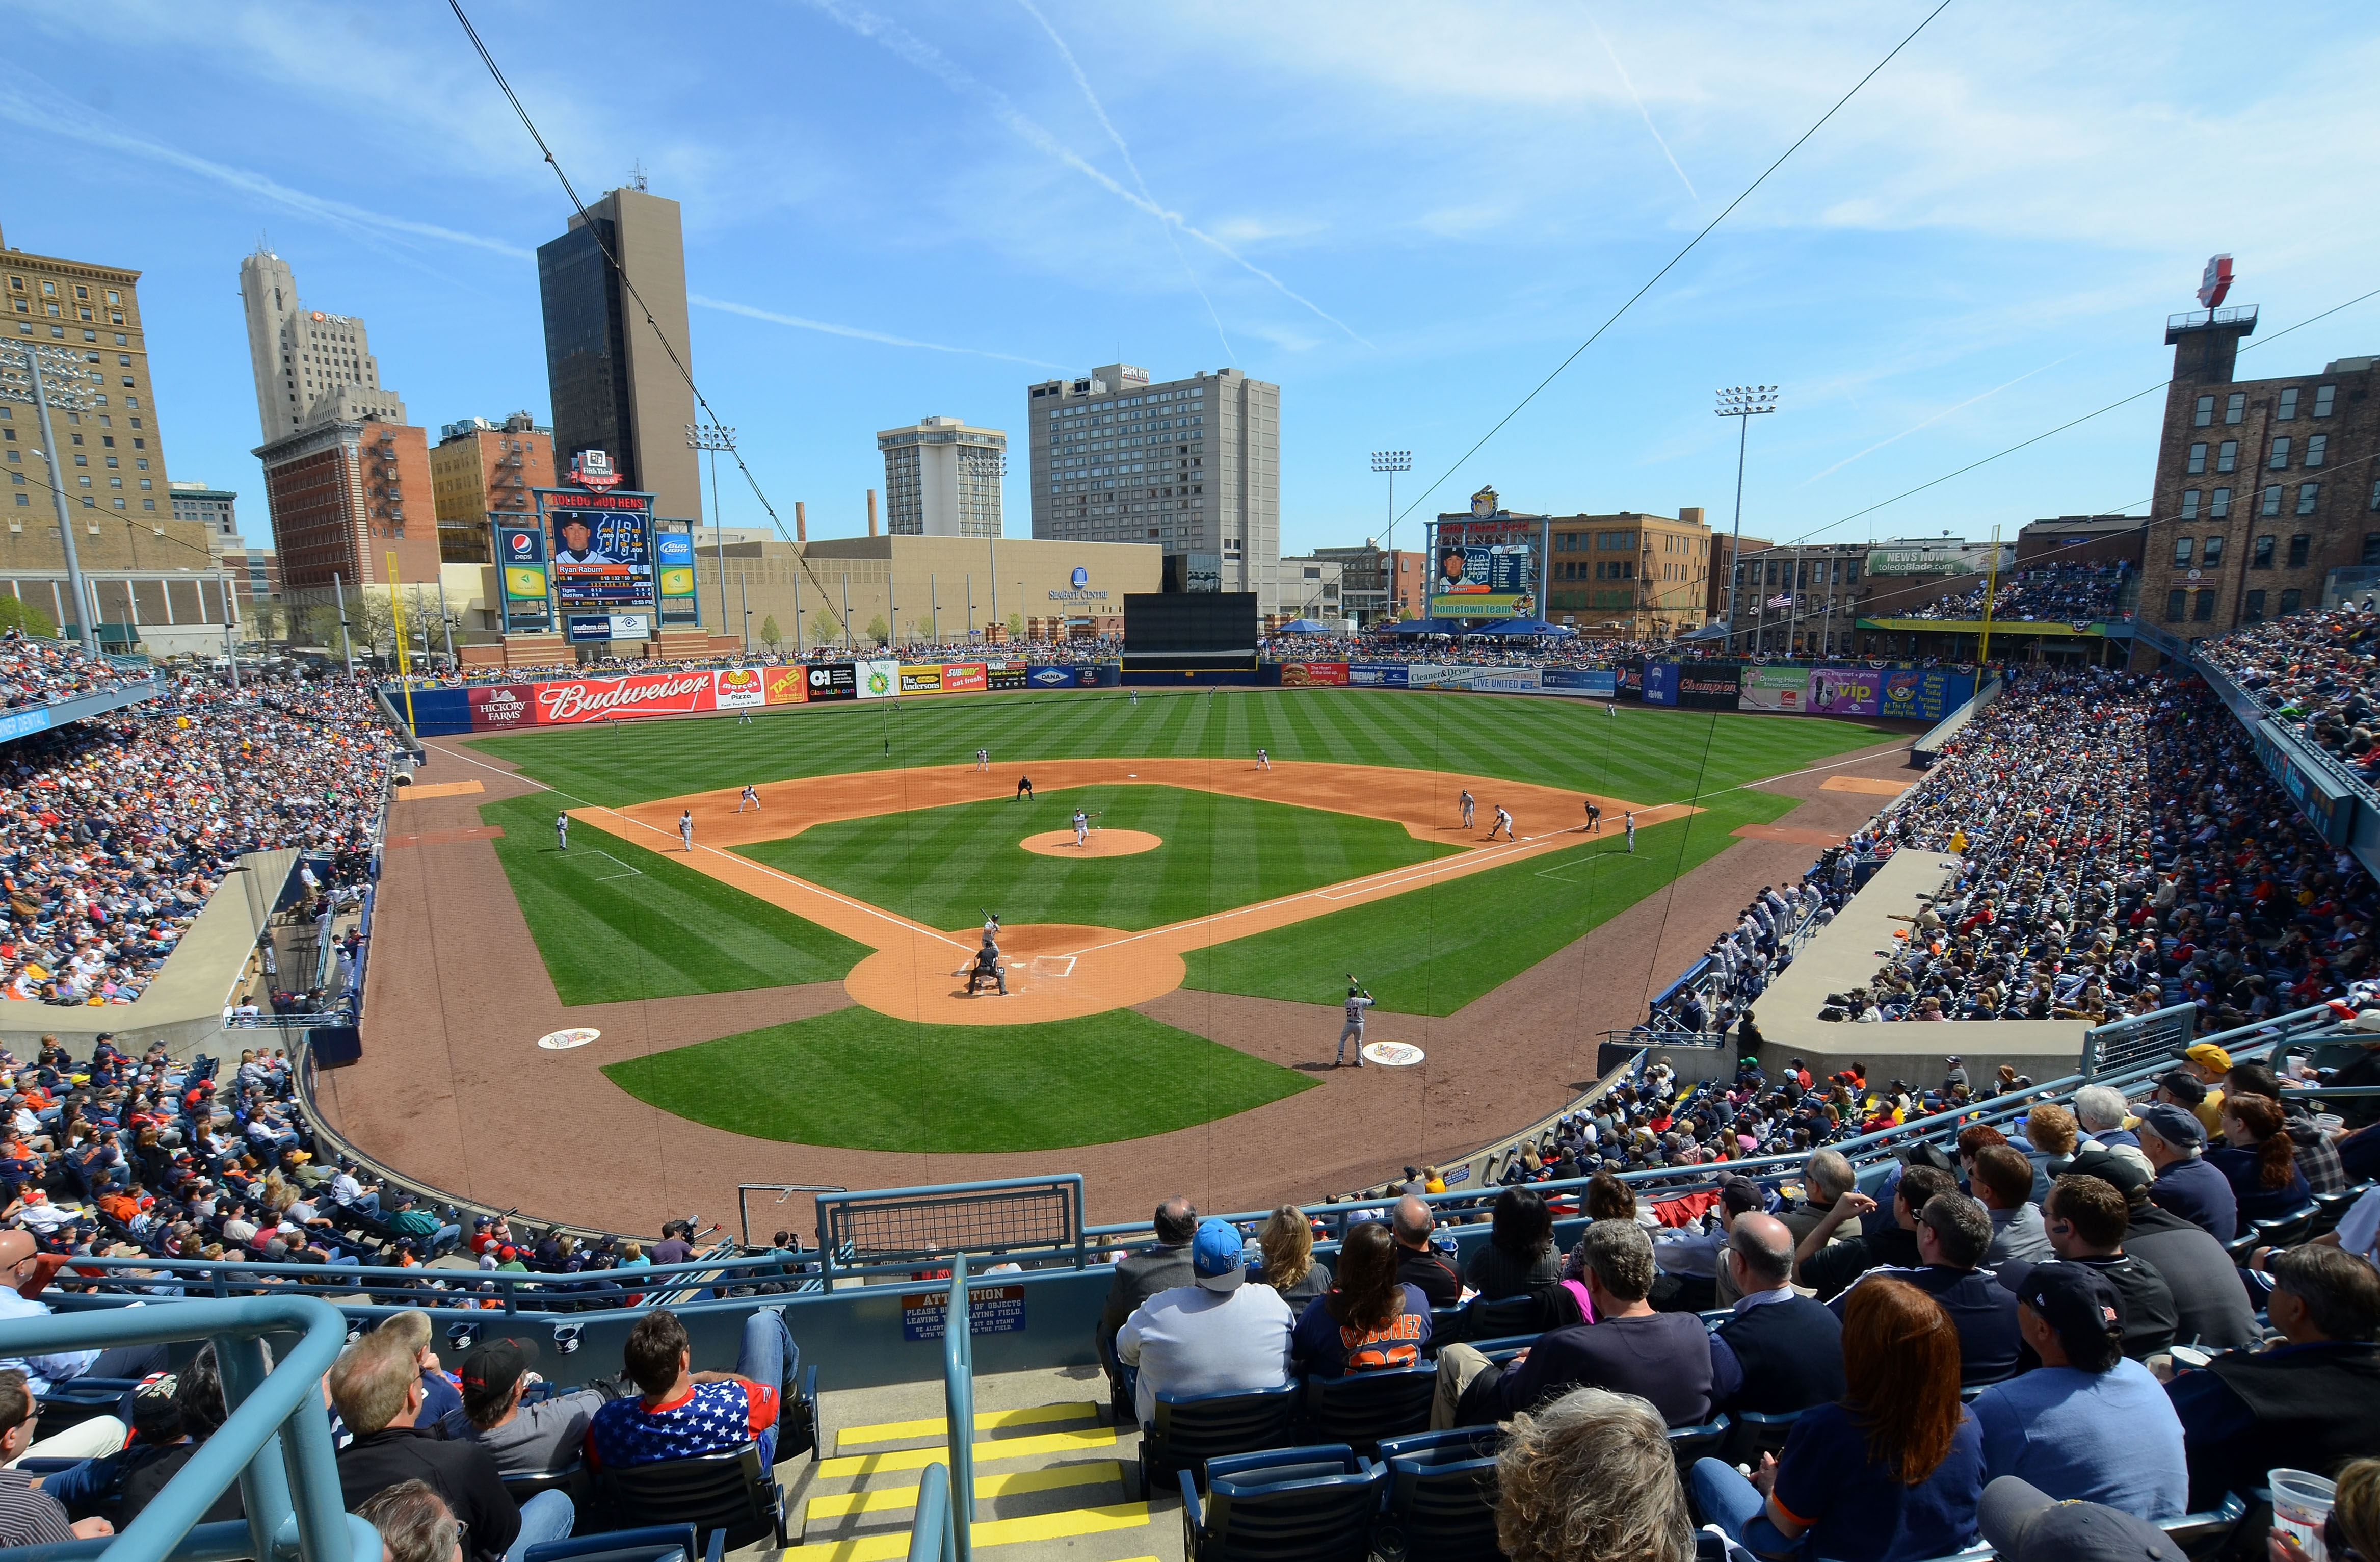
xmin=0 ymin=1228 xmax=164 ymax=1428
xmin=1972 ymin=1144 xmax=2053 ymax=1265
xmin=1713 ymin=1212 xmax=1845 ymax=1415
xmin=2082 ymin=1150 xmax=2261 ymax=1350
xmin=1390 ymin=1195 xmax=1459 ymax=1307
xmin=1650 ymin=1174 xmax=1761 ymax=1314
xmin=2292 ymin=1458 xmax=2380 ymax=1562
xmin=2229 ymin=1061 xmax=2347 ymax=1195
xmin=1975 ymin=1477 xmax=2193 ymax=1562
xmin=2073 ymin=1084 xmax=2140 ymax=1152
xmin=1971 ymin=1261 xmax=2188 ymax=1518
xmin=2136 ymin=1104 xmax=2238 ymax=1245
xmin=1465 ymin=1187 xmax=1558 ymax=1300
xmin=648 ymin=1220 xmax=693 ymax=1266
xmin=1691 ymin=1278 xmax=1986 ymax=1562
xmin=1248 ymin=1205 xmax=1331 ymax=1306
xmin=1118 ymin=1218 xmax=1293 ymax=1427
xmin=2038 ymin=1174 xmax=2178 ymax=1361
xmin=2166 ymin=1244 xmax=2380 ymax=1509
xmin=1290 ymin=1221 xmax=1431 ymax=1378
xmin=330 ymin=1326 xmax=570 ymax=1562
xmin=442 ymin=1338 xmax=610 ymax=1478
xmin=1432 ymin=1219 xmax=1726 ymax=1431
xmin=41 ymin=1346 xmax=244 ymax=1530
xmin=2210 ymin=1092 xmax=2313 ymax=1225
xmin=1779 ymin=1148 xmax=1857 ymax=1256
xmin=376 ymin=1311 xmax=463 ymax=1433
xmin=1096 ymin=1197 xmax=1197 ymax=1415
xmin=0 ymin=1369 xmax=112 ymax=1543
xmin=2025 ymin=1104 xmax=2082 ymax=1186
xmin=356 ymin=1481 xmax=464 ymax=1562
xmin=1831 ymin=1191 xmax=2022 ymax=1386
xmin=1792 ymin=1163 xmax=1951 ymax=1302
xmin=1493 ymin=1387 xmax=1694 ymax=1562
xmin=585 ymin=1307 xmax=795 ymax=1471
xmin=2182 ymin=1044 xmax=2234 ymax=1135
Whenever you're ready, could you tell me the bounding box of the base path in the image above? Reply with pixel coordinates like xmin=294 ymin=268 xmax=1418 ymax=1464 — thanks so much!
xmin=579 ymin=759 xmax=1693 ymax=1026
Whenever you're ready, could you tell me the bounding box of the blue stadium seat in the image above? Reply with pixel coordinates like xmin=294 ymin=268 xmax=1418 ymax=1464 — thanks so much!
xmin=595 ymin=1443 xmax=784 ymax=1550
xmin=2254 ymin=1204 xmax=2320 ymax=1248
xmin=1179 ymin=1444 xmax=1387 ymax=1562
xmin=2309 ymin=1183 xmax=2371 ymax=1239
xmin=1299 ymin=1364 xmax=1436 ymax=1452
xmin=1664 ymin=1412 xmax=1731 ymax=1465
xmin=1724 ymin=1408 xmax=1802 ymax=1464
xmin=1141 ymin=1381 xmax=1301 ymax=1492
xmin=524 ymin=1525 xmax=718 ymax=1562
xmin=1374 ymin=1427 xmax=1503 ymax=1562
xmin=1458 ymin=1292 xmax=1549 ymax=1343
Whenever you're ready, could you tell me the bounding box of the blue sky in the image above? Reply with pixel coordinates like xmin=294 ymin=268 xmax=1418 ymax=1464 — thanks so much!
xmin=4 ymin=0 xmax=2377 ymax=558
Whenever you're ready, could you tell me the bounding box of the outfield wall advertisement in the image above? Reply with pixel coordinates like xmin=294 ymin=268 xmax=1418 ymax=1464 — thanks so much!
xmin=1738 ymin=665 xmax=1809 ymax=713
xmin=855 ymin=659 xmax=900 ymax=700
xmin=1807 ymin=667 xmax=1882 ymax=716
xmin=1278 ymin=662 xmax=1350 ymax=687
xmin=1347 ymin=663 xmax=1410 ymax=687
xmin=1878 ymin=669 xmax=1976 ymax=722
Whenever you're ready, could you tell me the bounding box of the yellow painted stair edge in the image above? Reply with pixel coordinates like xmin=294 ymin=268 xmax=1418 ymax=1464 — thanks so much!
xmin=817 ymin=1426 xmax=1115 ymax=1479
xmin=787 ymin=1501 xmax=1150 ymax=1562
xmin=833 ymin=1400 xmax=1096 ymax=1451
xmin=804 ymin=1460 xmax=1122 ymax=1521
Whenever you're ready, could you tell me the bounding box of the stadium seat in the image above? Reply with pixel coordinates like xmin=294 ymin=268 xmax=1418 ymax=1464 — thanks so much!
xmin=2309 ymin=1184 xmax=2370 ymax=1239
xmin=1179 ymin=1444 xmax=1387 ymax=1562
xmin=1724 ymin=1408 xmax=1802 ymax=1464
xmin=595 ymin=1443 xmax=785 ymax=1550
xmin=503 ymin=1459 xmax=590 ymax=1508
xmin=523 ymin=1525 xmax=717 ymax=1562
xmin=2162 ymin=1493 xmax=2249 ymax=1560
xmin=1373 ymin=1427 xmax=1503 ymax=1562
xmin=2254 ymin=1204 xmax=2320 ymax=1248
xmin=2222 ymin=1229 xmax=2263 ymax=1264
xmin=1140 ymin=1381 xmax=1302 ymax=1492
xmin=1299 ymin=1363 xmax=1436 ymax=1451
xmin=1664 ymin=1413 xmax=1731 ymax=1466
xmin=1458 ymin=1292 xmax=1549 ymax=1344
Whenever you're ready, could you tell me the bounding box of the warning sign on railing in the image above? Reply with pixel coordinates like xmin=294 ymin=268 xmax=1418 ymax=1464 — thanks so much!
xmin=901 ymin=1284 xmax=1027 ymax=1342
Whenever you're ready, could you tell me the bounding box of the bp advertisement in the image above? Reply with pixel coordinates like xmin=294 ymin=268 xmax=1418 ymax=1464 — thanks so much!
xmin=1808 ymin=667 xmax=1883 ymax=716
xmin=1739 ymin=664 xmax=1811 ymax=713
xmin=1879 ymin=669 xmax=1976 ymax=722
xmin=655 ymin=528 xmax=700 ymax=624
xmin=855 ymin=658 xmax=900 ymax=700
xmin=492 ymin=523 xmax=551 ymax=633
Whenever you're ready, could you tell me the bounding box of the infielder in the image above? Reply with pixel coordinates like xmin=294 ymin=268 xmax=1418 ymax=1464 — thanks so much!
xmin=1584 ymin=800 xmax=1601 ymax=833
xmin=1256 ymin=748 xmax=1270 ymax=771
xmin=554 ymin=811 xmax=569 ymax=852
xmin=1335 ymin=984 xmax=1374 ymax=1068
xmin=1487 ymin=805 xmax=1513 ymax=842
xmin=1459 ymin=789 xmax=1475 ymax=829
xmin=1624 ymin=811 xmax=1637 ymax=852
xmin=736 ymin=784 xmax=760 ymax=814
xmin=975 ymin=747 xmax=990 ymax=772
xmin=678 ymin=810 xmax=695 ymax=852
xmin=1073 ymin=809 xmax=1091 ymax=847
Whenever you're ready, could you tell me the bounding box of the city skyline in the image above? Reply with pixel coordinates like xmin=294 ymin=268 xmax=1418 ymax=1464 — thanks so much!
xmin=1 ymin=2 xmax=2375 ymax=561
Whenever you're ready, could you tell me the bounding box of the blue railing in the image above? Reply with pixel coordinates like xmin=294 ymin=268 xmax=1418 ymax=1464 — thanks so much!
xmin=909 ymin=1463 xmax=957 ymax=1562
xmin=943 ymin=1255 xmax=975 ymax=1562
xmin=0 ymin=1295 xmax=379 ymax=1562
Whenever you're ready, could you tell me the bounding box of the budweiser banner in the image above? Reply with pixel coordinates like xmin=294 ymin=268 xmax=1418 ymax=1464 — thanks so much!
xmin=533 ymin=669 xmax=718 ymax=724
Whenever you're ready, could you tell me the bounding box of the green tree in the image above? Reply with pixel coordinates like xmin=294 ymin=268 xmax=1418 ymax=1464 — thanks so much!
xmin=866 ymin=614 xmax=890 ymax=647
xmin=243 ymin=598 xmax=286 ymax=648
xmin=1006 ymin=612 xmax=1023 ymax=641
xmin=759 ymin=614 xmax=782 ymax=651
xmin=0 ymin=595 xmax=59 ymax=639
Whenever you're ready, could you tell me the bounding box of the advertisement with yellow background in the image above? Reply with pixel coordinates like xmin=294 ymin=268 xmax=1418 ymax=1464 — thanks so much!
xmin=763 ymin=666 xmax=808 ymax=706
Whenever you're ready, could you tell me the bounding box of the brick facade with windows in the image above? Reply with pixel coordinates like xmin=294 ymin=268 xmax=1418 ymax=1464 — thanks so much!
xmin=2134 ymin=307 xmax=2379 ymax=665
xmin=255 ymin=416 xmax=441 ymax=592
xmin=0 ymin=226 xmax=172 ymax=520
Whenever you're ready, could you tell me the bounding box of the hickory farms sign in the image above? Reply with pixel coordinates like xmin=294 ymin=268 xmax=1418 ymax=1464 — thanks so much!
xmin=466 ymin=686 xmax=537 ymax=731
xmin=535 ymin=671 xmax=716 ymax=724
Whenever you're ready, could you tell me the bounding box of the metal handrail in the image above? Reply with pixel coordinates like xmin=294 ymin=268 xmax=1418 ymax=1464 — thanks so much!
xmin=0 ymin=1295 xmax=376 ymax=1562
xmin=42 ymin=1249 xmax=805 ymax=1310
xmin=943 ymin=1255 xmax=974 ymax=1562
xmin=909 ymin=1463 xmax=957 ymax=1562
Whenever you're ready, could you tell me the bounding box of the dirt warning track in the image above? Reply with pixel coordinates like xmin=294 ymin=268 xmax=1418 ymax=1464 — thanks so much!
xmin=573 ymin=759 xmax=1692 ymax=1026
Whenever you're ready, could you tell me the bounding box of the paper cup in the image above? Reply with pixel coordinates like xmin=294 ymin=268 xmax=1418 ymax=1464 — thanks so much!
xmin=2270 ymin=1468 xmax=2336 ymax=1562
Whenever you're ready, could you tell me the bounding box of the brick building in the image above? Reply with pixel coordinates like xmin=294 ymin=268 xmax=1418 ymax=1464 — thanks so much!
xmin=429 ymin=412 xmax=554 ymax=564
xmin=2134 ymin=303 xmax=2379 ymax=663
xmin=1545 ymin=508 xmax=1713 ymax=639
xmin=255 ymin=416 xmax=441 ymax=594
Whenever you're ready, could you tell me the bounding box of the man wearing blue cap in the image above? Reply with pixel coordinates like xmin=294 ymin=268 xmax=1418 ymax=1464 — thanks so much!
xmin=1113 ymin=1218 xmax=1293 ymax=1430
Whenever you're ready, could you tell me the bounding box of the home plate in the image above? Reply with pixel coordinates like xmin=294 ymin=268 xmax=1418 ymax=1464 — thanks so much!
xmin=1362 ymin=1040 xmax=1424 ymax=1067
xmin=538 ymin=1028 xmax=599 ymax=1051
xmin=1030 ymin=954 xmax=1077 ymax=978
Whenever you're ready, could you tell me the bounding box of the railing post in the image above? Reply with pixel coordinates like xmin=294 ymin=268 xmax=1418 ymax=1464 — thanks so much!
xmin=944 ymin=1254 xmax=973 ymax=1562
xmin=216 ymin=1333 xmax=295 ymax=1562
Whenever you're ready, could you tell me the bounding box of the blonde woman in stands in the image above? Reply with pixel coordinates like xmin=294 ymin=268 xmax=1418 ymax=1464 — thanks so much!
xmin=1250 ymin=1205 xmax=1331 ymax=1307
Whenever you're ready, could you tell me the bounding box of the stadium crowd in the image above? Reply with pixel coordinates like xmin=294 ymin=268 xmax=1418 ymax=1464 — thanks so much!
xmin=0 ymin=633 xmax=144 ymax=715
xmin=1897 ymin=558 xmax=2130 ymax=623
xmin=2201 ymin=605 xmax=2380 ymax=786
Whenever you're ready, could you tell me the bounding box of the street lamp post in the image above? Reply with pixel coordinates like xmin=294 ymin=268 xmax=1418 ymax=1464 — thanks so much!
xmin=686 ymin=423 xmax=736 ymax=639
xmin=1714 ymin=386 xmax=1778 ymax=647
xmin=0 ymin=341 xmax=102 ymax=652
xmin=1370 ymin=450 xmax=1411 ymax=623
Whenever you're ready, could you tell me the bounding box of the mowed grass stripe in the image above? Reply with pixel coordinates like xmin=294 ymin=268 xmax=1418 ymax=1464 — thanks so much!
xmin=1180 ymin=786 xmax=1799 ymax=1015
xmin=479 ymin=792 xmax=868 ymax=1005
xmin=602 ymin=1007 xmax=1313 ymax=1152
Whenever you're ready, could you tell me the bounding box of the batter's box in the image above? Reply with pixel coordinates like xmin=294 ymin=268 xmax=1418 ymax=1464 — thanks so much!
xmin=1030 ymin=954 xmax=1077 ymax=978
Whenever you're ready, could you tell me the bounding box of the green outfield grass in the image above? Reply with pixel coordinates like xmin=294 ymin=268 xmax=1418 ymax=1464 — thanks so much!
xmin=736 ymin=784 xmax=1454 ymax=933
xmin=600 ymin=1006 xmax=1314 ymax=1151
xmin=470 ymin=686 xmax=1893 ymax=810
xmin=1179 ymin=786 xmax=1799 ymax=1014
xmin=481 ymin=792 xmax=868 ymax=1005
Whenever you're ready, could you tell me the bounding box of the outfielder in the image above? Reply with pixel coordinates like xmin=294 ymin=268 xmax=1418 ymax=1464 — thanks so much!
xmin=1487 ymin=805 xmax=1513 ymax=842
xmin=736 ymin=784 xmax=760 ymax=814
xmin=678 ymin=810 xmax=695 ymax=852
xmin=1073 ymin=809 xmax=1091 ymax=847
xmin=1335 ymin=984 xmax=1374 ymax=1068
xmin=1459 ymin=789 xmax=1475 ymax=829
xmin=1624 ymin=811 xmax=1637 ymax=852
xmin=555 ymin=811 xmax=569 ymax=852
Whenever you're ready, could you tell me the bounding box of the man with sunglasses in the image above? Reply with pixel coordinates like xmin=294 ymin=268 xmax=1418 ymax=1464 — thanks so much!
xmin=0 ymin=1370 xmax=112 ymax=1544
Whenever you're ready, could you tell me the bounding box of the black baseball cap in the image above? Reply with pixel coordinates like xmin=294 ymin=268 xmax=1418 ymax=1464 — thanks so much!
xmin=2064 ymin=1144 xmax=2151 ymax=1200
xmin=1978 ymin=1476 xmax=2185 ymax=1562
xmin=457 ymin=1338 xmax=536 ymax=1418
xmin=1998 ymin=1260 xmax=2125 ymax=1363
xmin=2153 ymin=1070 xmax=2207 ymax=1106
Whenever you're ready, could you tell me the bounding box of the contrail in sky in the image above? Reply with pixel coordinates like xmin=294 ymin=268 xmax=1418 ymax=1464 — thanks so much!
xmin=693 ymin=294 xmax=1067 ymax=368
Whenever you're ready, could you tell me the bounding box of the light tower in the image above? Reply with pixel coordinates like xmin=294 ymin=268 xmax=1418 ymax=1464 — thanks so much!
xmin=1714 ymin=386 xmax=1778 ymax=643
xmin=1371 ymin=449 xmax=1412 ymax=621
xmin=0 ymin=341 xmax=102 ymax=652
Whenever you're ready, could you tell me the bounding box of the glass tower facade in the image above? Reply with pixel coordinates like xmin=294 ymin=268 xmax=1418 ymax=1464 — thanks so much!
xmin=536 ymin=218 xmax=634 ymax=488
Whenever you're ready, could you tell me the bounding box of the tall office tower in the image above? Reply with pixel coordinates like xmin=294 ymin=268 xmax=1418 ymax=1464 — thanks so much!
xmin=1024 ymin=364 xmax=1281 ymax=604
xmin=877 ymin=415 xmax=1005 ymax=536
xmin=0 ymin=223 xmax=174 ymax=517
xmin=239 ymin=246 xmax=406 ymax=441
xmin=536 ymin=186 xmax=701 ymax=520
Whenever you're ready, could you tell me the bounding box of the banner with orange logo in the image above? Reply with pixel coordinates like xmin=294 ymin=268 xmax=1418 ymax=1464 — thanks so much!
xmin=763 ymin=666 xmax=808 ymax=706
xmin=712 ymin=668 xmax=767 ymax=709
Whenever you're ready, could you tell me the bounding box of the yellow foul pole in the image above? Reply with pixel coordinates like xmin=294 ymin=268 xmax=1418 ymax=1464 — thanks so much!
xmin=388 ymin=551 xmax=416 ymax=733
xmin=1975 ymin=525 xmax=2001 ymax=669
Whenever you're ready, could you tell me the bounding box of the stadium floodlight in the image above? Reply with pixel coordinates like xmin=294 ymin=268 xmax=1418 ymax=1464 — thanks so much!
xmin=1713 ymin=386 xmax=1780 ymax=643
xmin=686 ymin=423 xmax=737 ymax=637
xmin=1371 ymin=450 xmax=1413 ymax=620
xmin=0 ymin=341 xmax=102 ymax=651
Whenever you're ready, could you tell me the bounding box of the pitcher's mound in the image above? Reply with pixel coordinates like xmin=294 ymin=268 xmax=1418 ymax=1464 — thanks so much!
xmin=1020 ymin=828 xmax=1162 ymax=858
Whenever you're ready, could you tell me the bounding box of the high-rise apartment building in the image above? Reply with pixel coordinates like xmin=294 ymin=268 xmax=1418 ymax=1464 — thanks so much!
xmin=2133 ymin=300 xmax=2379 ymax=658
xmin=0 ymin=223 xmax=173 ymax=518
xmin=1024 ymin=364 xmax=1281 ymax=605
xmin=537 ymin=186 xmax=700 ymax=520
xmin=429 ymin=412 xmax=554 ymax=563
xmin=168 ymin=480 xmax=241 ymax=550
xmin=253 ymin=415 xmax=440 ymax=593
xmin=238 ymin=246 xmax=406 ymax=441
xmin=877 ymin=415 xmax=1004 ymax=537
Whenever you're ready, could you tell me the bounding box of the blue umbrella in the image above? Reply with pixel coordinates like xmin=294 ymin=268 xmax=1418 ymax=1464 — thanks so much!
xmin=1276 ymin=618 xmax=1333 ymax=633
xmin=1382 ymin=616 xmax=1469 ymax=636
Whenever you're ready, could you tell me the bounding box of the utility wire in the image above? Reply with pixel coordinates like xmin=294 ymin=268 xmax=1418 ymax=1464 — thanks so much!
xmin=1391 ymin=0 xmax=1956 ymax=531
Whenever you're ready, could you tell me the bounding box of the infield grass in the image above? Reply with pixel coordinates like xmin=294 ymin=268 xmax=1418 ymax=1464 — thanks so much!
xmin=600 ymin=1005 xmax=1314 ymax=1151
xmin=470 ymin=687 xmax=1892 ymax=809
xmin=1180 ymin=785 xmax=1799 ymax=1014
xmin=737 ymin=784 xmax=1455 ymax=932
xmin=481 ymin=792 xmax=868 ymax=1005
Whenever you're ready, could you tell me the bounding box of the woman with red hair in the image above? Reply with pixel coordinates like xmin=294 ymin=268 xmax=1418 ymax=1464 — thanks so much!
xmin=1691 ymin=1277 xmax=1984 ymax=1560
